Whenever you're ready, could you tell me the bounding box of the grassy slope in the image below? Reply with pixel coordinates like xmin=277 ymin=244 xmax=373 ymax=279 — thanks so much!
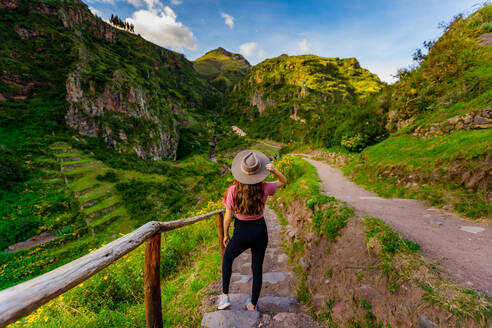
xmin=9 ymin=200 xmax=226 ymax=328
xmin=342 ymin=5 xmax=492 ymax=219
xmin=0 ymin=0 xmax=225 ymax=290
xmin=0 ymin=139 xmax=230 ymax=290
xmin=222 ymin=54 xmax=387 ymax=149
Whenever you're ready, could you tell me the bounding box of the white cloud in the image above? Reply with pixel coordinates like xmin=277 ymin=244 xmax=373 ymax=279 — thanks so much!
xmin=142 ymin=0 xmax=164 ymax=12
xmin=258 ymin=49 xmax=266 ymax=58
xmin=89 ymin=6 xmax=103 ymax=17
xmin=298 ymin=39 xmax=309 ymax=53
xmin=170 ymin=0 xmax=182 ymax=5
xmin=239 ymin=42 xmax=259 ymax=57
xmin=220 ymin=12 xmax=234 ymax=29
xmin=127 ymin=0 xmax=143 ymax=7
xmin=127 ymin=6 xmax=196 ymax=50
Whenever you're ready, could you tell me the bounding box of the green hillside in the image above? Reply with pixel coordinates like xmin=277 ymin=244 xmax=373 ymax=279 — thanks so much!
xmin=1 ymin=1 xmax=491 ymax=327
xmin=193 ymin=47 xmax=251 ymax=91
xmin=317 ymin=4 xmax=492 ymax=219
xmin=0 ymin=0 xmax=219 ymax=161
xmin=0 ymin=0 xmax=227 ymax=290
xmin=221 ymin=54 xmax=386 ymax=149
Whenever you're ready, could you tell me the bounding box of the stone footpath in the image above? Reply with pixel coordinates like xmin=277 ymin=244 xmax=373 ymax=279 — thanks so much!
xmin=200 ymin=206 xmax=321 ymax=328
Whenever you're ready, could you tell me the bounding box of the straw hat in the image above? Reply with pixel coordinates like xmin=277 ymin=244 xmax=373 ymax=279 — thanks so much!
xmin=231 ymin=149 xmax=271 ymax=184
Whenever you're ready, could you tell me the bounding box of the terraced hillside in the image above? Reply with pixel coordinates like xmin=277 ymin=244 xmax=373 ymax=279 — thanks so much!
xmin=51 ymin=142 xmax=131 ymax=235
xmin=0 ymin=137 xmax=229 ymax=291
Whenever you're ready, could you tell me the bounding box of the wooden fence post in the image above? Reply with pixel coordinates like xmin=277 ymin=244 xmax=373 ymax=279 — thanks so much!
xmin=144 ymin=233 xmax=162 ymax=328
xmin=216 ymin=213 xmax=225 ymax=264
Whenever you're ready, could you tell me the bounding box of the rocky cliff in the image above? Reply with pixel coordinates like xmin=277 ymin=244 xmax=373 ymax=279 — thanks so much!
xmin=1 ymin=0 xmax=218 ymax=160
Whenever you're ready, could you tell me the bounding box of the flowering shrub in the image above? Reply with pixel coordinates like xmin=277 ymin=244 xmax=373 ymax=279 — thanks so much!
xmin=194 ymin=199 xmax=224 ymax=216
xmin=340 ymin=133 xmax=367 ymax=152
xmin=273 ymin=155 xmax=295 ymax=181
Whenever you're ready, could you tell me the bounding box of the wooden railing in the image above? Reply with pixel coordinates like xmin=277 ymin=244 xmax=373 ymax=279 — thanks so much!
xmin=0 ymin=210 xmax=225 ymax=328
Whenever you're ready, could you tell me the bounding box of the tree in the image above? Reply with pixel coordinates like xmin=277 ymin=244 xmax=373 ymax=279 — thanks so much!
xmin=109 ymin=14 xmax=134 ymax=33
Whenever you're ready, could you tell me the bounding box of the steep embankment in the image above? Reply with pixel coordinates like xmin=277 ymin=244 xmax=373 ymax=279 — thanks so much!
xmin=1 ymin=0 xmax=219 ymax=160
xmin=223 ymin=54 xmax=386 ymax=148
xmin=270 ymin=156 xmax=490 ymax=327
xmin=194 ymin=47 xmax=251 ymax=91
xmin=342 ymin=5 xmax=492 ymax=219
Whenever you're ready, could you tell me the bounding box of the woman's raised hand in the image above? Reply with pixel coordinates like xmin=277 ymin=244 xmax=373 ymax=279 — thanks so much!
xmin=266 ymin=163 xmax=275 ymax=172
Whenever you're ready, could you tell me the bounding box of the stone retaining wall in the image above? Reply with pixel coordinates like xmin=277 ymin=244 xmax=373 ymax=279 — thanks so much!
xmin=413 ymin=107 xmax=491 ymax=139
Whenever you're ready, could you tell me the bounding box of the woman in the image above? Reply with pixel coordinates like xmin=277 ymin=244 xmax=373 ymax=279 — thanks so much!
xmin=218 ymin=150 xmax=287 ymax=311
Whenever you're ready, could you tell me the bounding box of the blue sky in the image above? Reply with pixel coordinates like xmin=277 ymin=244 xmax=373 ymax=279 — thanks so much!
xmin=83 ymin=0 xmax=481 ymax=82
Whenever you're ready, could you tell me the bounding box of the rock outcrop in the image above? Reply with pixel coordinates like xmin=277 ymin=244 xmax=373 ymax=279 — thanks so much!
xmin=1 ymin=0 xmax=217 ymax=160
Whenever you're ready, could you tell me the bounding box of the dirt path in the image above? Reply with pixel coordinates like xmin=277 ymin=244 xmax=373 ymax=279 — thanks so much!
xmin=300 ymin=155 xmax=492 ymax=296
xmin=200 ymin=206 xmax=321 ymax=328
xmin=4 ymin=232 xmax=57 ymax=252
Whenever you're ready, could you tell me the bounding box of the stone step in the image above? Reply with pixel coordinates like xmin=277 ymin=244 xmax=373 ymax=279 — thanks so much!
xmin=201 ymin=310 xmax=260 ymax=328
xmin=209 ymin=294 xmax=300 ymax=314
xmin=229 ymin=272 xmax=296 ymax=298
xmin=232 ymin=247 xmax=289 ymax=273
xmin=202 ymin=310 xmax=321 ymax=328
xmin=265 ymin=312 xmax=322 ymax=328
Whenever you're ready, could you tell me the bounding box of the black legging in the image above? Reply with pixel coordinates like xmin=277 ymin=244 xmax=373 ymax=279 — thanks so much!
xmin=222 ymin=216 xmax=269 ymax=305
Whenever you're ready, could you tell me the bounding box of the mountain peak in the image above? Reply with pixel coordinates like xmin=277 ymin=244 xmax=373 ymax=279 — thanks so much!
xmin=196 ymin=47 xmax=251 ymax=67
xmin=193 ymin=47 xmax=251 ymax=90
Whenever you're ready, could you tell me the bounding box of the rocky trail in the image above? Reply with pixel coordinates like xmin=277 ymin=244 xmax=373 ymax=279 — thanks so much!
xmin=300 ymin=155 xmax=492 ymax=296
xmin=200 ymin=206 xmax=322 ymax=328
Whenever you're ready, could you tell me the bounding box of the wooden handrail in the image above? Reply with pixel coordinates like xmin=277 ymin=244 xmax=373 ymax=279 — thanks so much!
xmin=0 ymin=209 xmax=225 ymax=328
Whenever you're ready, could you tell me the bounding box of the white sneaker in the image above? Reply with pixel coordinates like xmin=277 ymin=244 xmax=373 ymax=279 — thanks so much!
xmin=217 ymin=295 xmax=231 ymax=310
xmin=245 ymin=297 xmax=258 ymax=311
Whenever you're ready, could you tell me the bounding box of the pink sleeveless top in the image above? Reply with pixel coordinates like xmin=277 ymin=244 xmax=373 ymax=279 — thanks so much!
xmin=222 ymin=181 xmax=278 ymax=220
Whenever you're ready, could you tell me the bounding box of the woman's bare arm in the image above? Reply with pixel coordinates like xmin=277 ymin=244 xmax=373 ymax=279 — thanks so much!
xmin=223 ymin=208 xmax=233 ymax=247
xmin=266 ymin=163 xmax=287 ymax=187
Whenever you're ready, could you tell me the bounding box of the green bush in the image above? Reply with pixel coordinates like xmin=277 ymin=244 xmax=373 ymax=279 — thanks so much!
xmin=96 ymin=170 xmax=119 ymax=182
xmin=0 ymin=151 xmax=26 ymax=191
xmin=0 ymin=217 xmax=40 ymax=250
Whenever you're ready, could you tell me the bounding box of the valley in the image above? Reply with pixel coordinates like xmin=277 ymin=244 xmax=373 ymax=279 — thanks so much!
xmin=0 ymin=0 xmax=490 ymax=327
